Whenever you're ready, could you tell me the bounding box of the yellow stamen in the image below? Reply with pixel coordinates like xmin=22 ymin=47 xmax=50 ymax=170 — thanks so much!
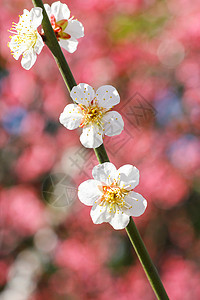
xmin=8 ymin=14 xmax=38 ymax=56
xmin=78 ymin=99 xmax=107 ymax=128
xmin=99 ymin=185 xmax=131 ymax=213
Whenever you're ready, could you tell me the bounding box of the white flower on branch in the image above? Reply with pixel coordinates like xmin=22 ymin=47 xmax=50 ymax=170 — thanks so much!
xmin=59 ymin=83 xmax=124 ymax=148
xmin=44 ymin=1 xmax=84 ymax=53
xmin=78 ymin=163 xmax=147 ymax=230
xmin=8 ymin=8 xmax=44 ymax=70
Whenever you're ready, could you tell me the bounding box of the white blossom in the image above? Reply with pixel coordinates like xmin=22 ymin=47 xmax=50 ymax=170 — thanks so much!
xmin=59 ymin=83 xmax=124 ymax=148
xmin=44 ymin=1 xmax=84 ymax=53
xmin=78 ymin=163 xmax=147 ymax=230
xmin=8 ymin=8 xmax=44 ymax=70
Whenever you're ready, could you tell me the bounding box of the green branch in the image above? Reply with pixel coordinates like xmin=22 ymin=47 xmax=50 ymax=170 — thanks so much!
xmin=126 ymin=218 xmax=169 ymax=299
xmin=32 ymin=0 xmax=76 ymax=91
xmin=32 ymin=1 xmax=169 ymax=299
xmin=94 ymin=144 xmax=109 ymax=163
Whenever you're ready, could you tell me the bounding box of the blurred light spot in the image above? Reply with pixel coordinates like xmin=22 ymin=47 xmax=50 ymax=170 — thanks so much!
xmin=155 ymin=91 xmax=183 ymax=126
xmin=167 ymin=135 xmax=200 ymax=174
xmin=0 ymin=290 xmax=27 ymax=300
xmin=157 ymin=39 xmax=185 ymax=68
xmin=10 ymin=276 xmax=36 ymax=293
xmin=9 ymin=250 xmax=41 ymax=277
xmin=34 ymin=228 xmax=58 ymax=253
xmin=1 ymin=250 xmax=42 ymax=300
xmin=2 ymin=107 xmax=27 ymax=135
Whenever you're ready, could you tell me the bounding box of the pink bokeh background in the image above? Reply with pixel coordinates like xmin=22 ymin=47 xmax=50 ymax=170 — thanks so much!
xmin=0 ymin=0 xmax=200 ymax=299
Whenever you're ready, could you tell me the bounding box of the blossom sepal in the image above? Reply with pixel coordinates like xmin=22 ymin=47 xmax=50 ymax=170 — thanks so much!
xmin=57 ymin=19 xmax=69 ymax=31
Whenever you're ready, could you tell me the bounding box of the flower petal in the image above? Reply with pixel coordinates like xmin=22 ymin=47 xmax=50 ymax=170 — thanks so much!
xmin=21 ymin=50 xmax=37 ymax=70
xmin=96 ymin=85 xmax=120 ymax=110
xmin=116 ymin=165 xmax=140 ymax=190
xmin=30 ymin=7 xmax=43 ymax=28
xmin=80 ymin=125 xmax=103 ymax=148
xmin=66 ymin=19 xmax=84 ymax=39
xmin=9 ymin=37 xmax=25 ymax=60
xmin=22 ymin=9 xmax=31 ymax=20
xmin=59 ymin=37 xmax=78 ymax=53
xmin=109 ymin=211 xmax=130 ymax=230
xmin=51 ymin=1 xmax=70 ymax=21
xmin=102 ymin=111 xmax=124 ymax=137
xmin=78 ymin=179 xmax=102 ymax=206
xmin=59 ymin=104 xmax=83 ymax=130
xmin=92 ymin=162 xmax=117 ymax=185
xmin=124 ymin=192 xmax=147 ymax=217
xmin=70 ymin=83 xmax=95 ymax=106
xmin=90 ymin=203 xmax=112 ymax=224
xmin=34 ymin=33 xmax=44 ymax=54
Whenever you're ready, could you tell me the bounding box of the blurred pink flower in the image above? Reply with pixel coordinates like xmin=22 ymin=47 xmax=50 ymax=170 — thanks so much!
xmin=42 ymin=81 xmax=69 ymax=119
xmin=140 ymin=160 xmax=189 ymax=208
xmin=162 ymin=256 xmax=200 ymax=300
xmin=2 ymin=67 xmax=37 ymax=106
xmin=0 ymin=185 xmax=45 ymax=236
xmin=14 ymin=136 xmax=56 ymax=181
xmin=55 ymin=238 xmax=103 ymax=276
xmin=169 ymin=136 xmax=200 ymax=176
xmin=0 ymin=260 xmax=9 ymax=285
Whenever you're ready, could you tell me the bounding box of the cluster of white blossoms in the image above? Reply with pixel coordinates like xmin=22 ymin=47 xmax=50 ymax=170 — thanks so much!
xmin=60 ymin=85 xmax=147 ymax=228
xmin=59 ymin=83 xmax=124 ymax=148
xmin=8 ymin=1 xmax=147 ymax=229
xmin=8 ymin=1 xmax=84 ymax=69
xmin=78 ymin=163 xmax=147 ymax=230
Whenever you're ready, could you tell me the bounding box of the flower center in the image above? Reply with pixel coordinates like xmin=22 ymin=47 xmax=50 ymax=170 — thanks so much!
xmin=78 ymin=102 xmax=105 ymax=128
xmin=99 ymin=185 xmax=131 ymax=213
xmin=8 ymin=16 xmax=38 ymax=55
xmin=50 ymin=15 xmax=71 ymax=40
